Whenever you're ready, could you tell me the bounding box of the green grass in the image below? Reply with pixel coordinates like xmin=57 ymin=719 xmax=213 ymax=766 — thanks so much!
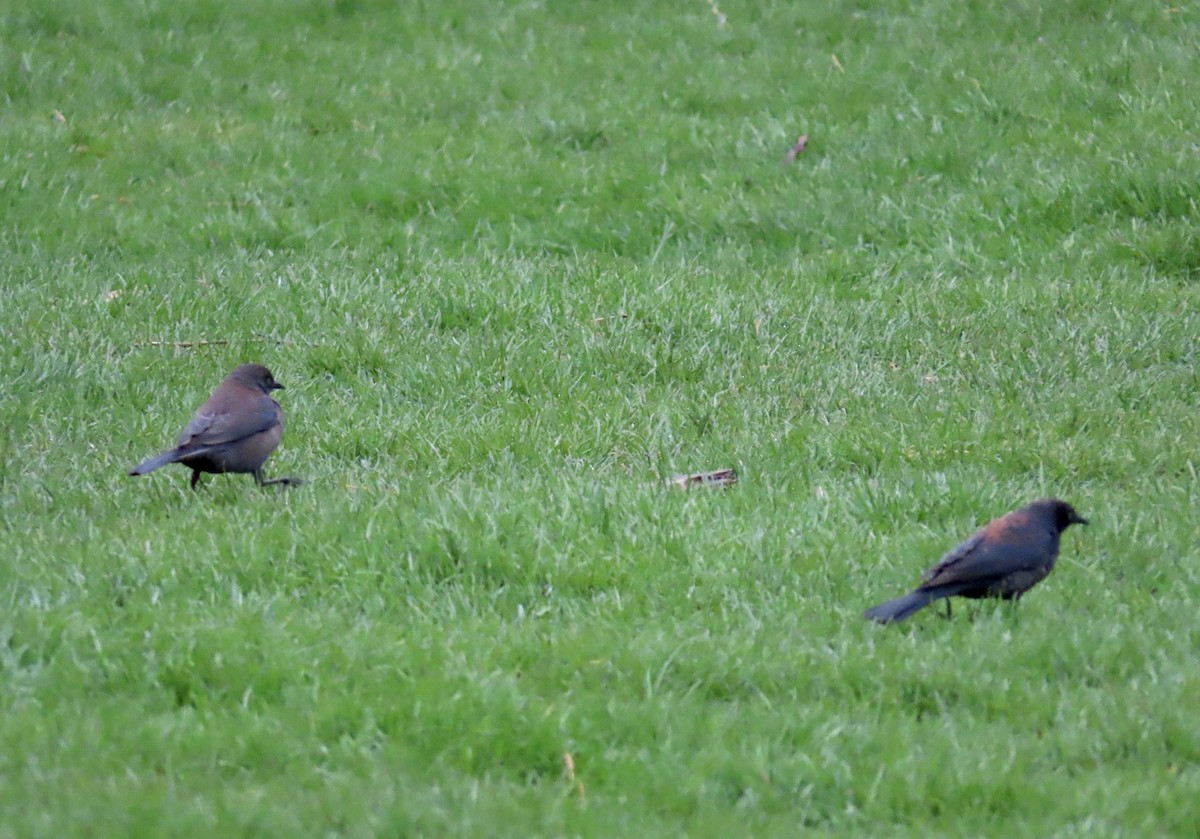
xmin=2 ymin=0 xmax=1199 ymax=835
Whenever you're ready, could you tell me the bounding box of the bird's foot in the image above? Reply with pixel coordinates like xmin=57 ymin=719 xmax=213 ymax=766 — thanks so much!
xmin=260 ymin=476 xmax=305 ymax=488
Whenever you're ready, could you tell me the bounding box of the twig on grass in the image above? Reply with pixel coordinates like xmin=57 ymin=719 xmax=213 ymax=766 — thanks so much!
xmin=132 ymin=339 xmax=230 ymax=349
xmin=133 ymin=335 xmax=316 ymax=349
xmin=666 ymin=468 xmax=738 ymax=490
xmin=785 ymin=134 xmax=809 ymax=163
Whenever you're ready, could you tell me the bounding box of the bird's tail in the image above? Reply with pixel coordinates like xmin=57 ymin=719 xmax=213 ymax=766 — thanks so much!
xmin=129 ymin=449 xmax=182 ymax=476
xmin=864 ymin=589 xmax=938 ymax=624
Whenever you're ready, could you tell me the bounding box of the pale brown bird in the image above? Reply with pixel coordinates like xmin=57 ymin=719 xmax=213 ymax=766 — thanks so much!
xmin=129 ymin=363 xmax=302 ymax=489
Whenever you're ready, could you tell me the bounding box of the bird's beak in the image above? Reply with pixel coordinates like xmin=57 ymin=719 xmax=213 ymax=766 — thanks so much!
xmin=1072 ymin=512 xmax=1088 ymax=525
xmin=272 ymin=383 xmax=285 ymax=391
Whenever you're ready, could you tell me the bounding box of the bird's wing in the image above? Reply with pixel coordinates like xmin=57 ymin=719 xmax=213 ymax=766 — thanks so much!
xmin=921 ymin=530 xmax=986 ymax=584
xmin=177 ymin=399 xmax=281 ymax=449
xmin=920 ymin=525 xmax=1047 ymax=590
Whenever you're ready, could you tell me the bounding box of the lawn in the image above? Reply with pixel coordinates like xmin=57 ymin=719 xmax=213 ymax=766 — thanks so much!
xmin=1 ymin=0 xmax=1198 ymax=835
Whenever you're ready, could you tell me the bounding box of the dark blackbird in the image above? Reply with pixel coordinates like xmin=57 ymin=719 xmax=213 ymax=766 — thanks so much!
xmin=129 ymin=363 xmax=302 ymax=489
xmin=865 ymin=498 xmax=1087 ymax=624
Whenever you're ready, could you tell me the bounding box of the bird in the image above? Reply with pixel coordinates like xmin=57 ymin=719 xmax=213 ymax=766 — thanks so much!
xmin=864 ymin=498 xmax=1087 ymax=624
xmin=129 ymin=363 xmax=303 ymax=489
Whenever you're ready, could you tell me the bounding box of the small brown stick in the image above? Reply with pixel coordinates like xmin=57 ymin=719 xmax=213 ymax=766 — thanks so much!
xmin=785 ymin=134 xmax=809 ymax=163
xmin=133 ymin=335 xmax=316 ymax=349
xmin=666 ymin=468 xmax=738 ymax=490
xmin=132 ymin=339 xmax=230 ymax=348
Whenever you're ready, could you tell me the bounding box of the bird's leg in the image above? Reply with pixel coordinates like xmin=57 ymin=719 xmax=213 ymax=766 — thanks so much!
xmin=1008 ymin=596 xmax=1022 ymax=623
xmin=262 ymin=477 xmax=305 ymax=487
xmin=257 ymin=470 xmax=305 ymax=488
xmin=944 ymin=599 xmax=953 ymax=620
xmin=190 ymin=470 xmax=202 ymax=489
